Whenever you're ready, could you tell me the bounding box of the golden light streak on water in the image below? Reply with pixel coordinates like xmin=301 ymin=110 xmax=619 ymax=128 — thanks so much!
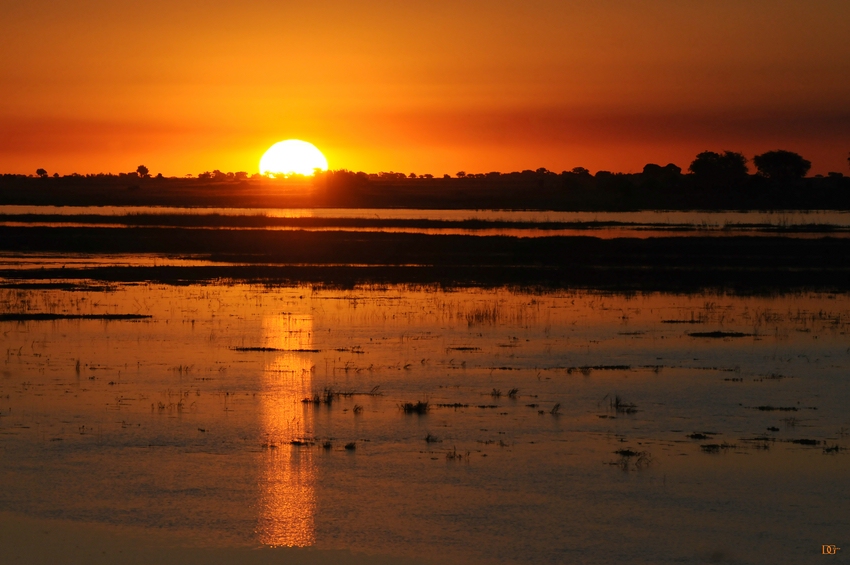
xmin=256 ymin=313 xmax=316 ymax=547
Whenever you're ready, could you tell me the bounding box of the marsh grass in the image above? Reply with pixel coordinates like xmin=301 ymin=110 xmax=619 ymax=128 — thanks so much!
xmin=789 ymin=438 xmax=820 ymax=446
xmin=605 ymin=394 xmax=637 ymax=414
xmin=303 ymin=386 xmax=376 ymax=406
xmin=688 ymin=331 xmax=752 ymax=338
xmin=611 ymin=449 xmax=652 ymax=471
xmin=302 ymin=387 xmax=337 ymax=405
xmin=401 ymin=401 xmax=429 ymax=414
xmin=700 ymin=442 xmax=736 ymax=453
xmin=0 ymin=313 xmax=151 ymax=321
xmin=465 ymin=306 xmax=499 ymax=326
xmin=446 ymin=446 xmax=469 ymax=461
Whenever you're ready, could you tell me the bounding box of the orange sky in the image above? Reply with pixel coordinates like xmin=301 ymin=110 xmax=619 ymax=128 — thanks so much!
xmin=2 ymin=0 xmax=849 ymax=176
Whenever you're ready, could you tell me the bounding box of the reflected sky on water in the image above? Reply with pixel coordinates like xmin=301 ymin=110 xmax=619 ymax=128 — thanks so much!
xmin=0 ymin=284 xmax=848 ymax=564
xmin=3 ymin=205 xmax=850 ymax=226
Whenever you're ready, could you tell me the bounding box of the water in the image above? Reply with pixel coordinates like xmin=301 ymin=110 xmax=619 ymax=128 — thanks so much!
xmin=3 ymin=206 xmax=849 ymax=242
xmin=1 ymin=284 xmax=848 ymax=564
xmin=3 ymin=206 xmax=850 ymax=227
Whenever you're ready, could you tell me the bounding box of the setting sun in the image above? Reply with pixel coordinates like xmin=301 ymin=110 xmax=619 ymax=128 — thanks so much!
xmin=259 ymin=140 xmax=328 ymax=177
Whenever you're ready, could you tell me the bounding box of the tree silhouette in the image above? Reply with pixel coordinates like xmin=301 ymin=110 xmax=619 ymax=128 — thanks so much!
xmin=688 ymin=151 xmax=748 ymax=185
xmin=642 ymin=163 xmax=681 ymax=178
xmin=136 ymin=165 xmax=149 ymax=178
xmin=36 ymin=168 xmax=47 ymax=178
xmin=456 ymin=171 xmax=466 ymax=178
xmin=752 ymin=150 xmax=811 ymax=180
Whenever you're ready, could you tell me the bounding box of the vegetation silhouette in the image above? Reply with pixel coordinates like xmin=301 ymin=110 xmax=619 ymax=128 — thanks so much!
xmin=3 ymin=145 xmax=850 ymax=293
xmin=2 ymin=223 xmax=849 ymax=293
xmin=752 ymin=150 xmax=811 ymax=180
xmin=2 ymin=149 xmax=849 ymax=210
xmin=688 ymin=151 xmax=748 ymax=187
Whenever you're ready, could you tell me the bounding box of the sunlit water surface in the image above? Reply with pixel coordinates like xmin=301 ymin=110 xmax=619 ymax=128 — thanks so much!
xmin=3 ymin=206 xmax=850 ymax=225
xmin=2 ymin=207 xmax=850 ymax=240
xmin=1 ymin=284 xmax=848 ymax=564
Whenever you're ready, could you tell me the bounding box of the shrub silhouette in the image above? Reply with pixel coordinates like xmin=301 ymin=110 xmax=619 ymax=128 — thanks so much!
xmin=753 ymin=150 xmax=811 ymax=180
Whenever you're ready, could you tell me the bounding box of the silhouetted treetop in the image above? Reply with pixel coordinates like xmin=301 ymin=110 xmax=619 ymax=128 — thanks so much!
xmin=136 ymin=165 xmax=149 ymax=178
xmin=753 ymin=150 xmax=811 ymax=180
xmin=688 ymin=151 xmax=748 ymax=185
xmin=36 ymin=168 xmax=47 ymax=178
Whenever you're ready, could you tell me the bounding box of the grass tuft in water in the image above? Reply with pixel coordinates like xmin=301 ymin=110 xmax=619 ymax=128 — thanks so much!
xmin=608 ymin=394 xmax=637 ymax=414
xmin=400 ymin=401 xmax=430 ymax=414
xmin=446 ymin=446 xmax=469 ymax=461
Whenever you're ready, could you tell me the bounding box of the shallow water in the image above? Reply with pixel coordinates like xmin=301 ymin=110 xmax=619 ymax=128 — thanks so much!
xmin=4 ymin=206 xmax=850 ymax=242
xmin=3 ymin=205 xmax=850 ymax=225
xmin=1 ymin=284 xmax=848 ymax=564
xmin=2 ymin=222 xmax=848 ymax=240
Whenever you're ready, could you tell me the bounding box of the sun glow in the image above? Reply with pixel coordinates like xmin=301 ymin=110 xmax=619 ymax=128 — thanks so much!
xmin=260 ymin=140 xmax=328 ymax=177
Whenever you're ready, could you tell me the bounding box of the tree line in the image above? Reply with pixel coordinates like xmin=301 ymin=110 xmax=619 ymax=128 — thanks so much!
xmin=10 ymin=149 xmax=849 ymax=185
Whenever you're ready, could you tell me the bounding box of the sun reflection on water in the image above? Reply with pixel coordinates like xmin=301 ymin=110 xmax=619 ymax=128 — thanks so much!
xmin=256 ymin=313 xmax=316 ymax=547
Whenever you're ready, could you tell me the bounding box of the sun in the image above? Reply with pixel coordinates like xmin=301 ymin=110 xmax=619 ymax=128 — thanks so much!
xmin=259 ymin=140 xmax=328 ymax=177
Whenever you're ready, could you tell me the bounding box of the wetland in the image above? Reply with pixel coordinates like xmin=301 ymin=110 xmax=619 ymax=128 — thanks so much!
xmin=1 ymin=204 xmax=848 ymax=564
